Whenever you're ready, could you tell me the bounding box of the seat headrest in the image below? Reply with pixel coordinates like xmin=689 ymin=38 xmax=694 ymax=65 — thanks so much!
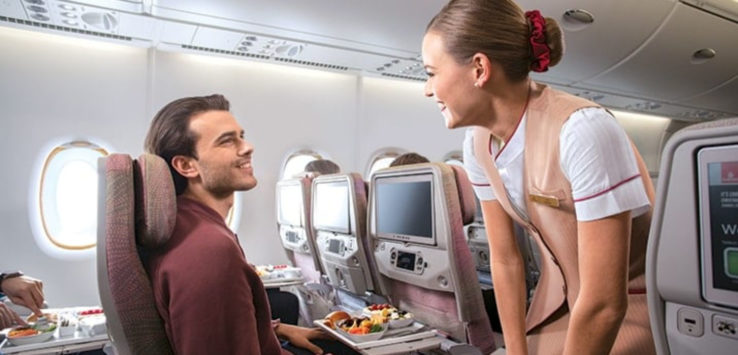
xmin=134 ymin=154 xmax=177 ymax=248
xmin=450 ymin=165 xmax=476 ymax=225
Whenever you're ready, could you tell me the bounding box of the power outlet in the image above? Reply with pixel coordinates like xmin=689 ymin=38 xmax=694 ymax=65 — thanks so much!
xmin=713 ymin=314 xmax=738 ymax=340
xmin=677 ymin=307 xmax=704 ymax=337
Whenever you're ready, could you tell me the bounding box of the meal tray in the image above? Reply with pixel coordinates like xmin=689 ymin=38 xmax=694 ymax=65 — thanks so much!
xmin=313 ymin=320 xmax=438 ymax=350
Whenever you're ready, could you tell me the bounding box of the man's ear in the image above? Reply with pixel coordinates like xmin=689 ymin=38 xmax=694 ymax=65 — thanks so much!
xmin=471 ymin=52 xmax=493 ymax=87
xmin=171 ymin=155 xmax=199 ymax=178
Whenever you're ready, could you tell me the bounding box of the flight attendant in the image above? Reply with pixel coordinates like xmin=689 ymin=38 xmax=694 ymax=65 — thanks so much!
xmin=422 ymin=0 xmax=656 ymax=354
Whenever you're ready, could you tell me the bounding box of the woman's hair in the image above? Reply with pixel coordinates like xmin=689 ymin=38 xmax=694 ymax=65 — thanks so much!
xmin=144 ymin=94 xmax=230 ymax=195
xmin=390 ymin=152 xmax=430 ymax=167
xmin=426 ymin=0 xmax=563 ymax=82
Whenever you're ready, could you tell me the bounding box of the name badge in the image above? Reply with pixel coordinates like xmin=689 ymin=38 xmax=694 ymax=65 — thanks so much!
xmin=529 ymin=193 xmax=560 ymax=208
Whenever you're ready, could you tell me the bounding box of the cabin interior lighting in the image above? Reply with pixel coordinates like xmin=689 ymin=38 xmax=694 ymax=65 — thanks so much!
xmin=691 ymin=48 xmax=716 ymax=64
xmin=561 ymin=9 xmax=594 ymax=31
xmin=61 ymin=12 xmax=77 ymax=18
xmin=62 ymin=19 xmax=78 ymax=26
xmin=30 ymin=13 xmax=49 ymax=21
xmin=27 ymin=5 xmax=47 ymax=13
xmin=24 ymin=0 xmax=44 ymax=4
xmin=58 ymin=4 xmax=75 ymax=11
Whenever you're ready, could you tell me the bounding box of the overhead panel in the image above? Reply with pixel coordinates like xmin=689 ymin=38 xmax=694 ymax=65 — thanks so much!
xmin=581 ymin=3 xmax=738 ymax=102
xmin=681 ymin=76 xmax=738 ymax=114
xmin=517 ymin=0 xmax=676 ymax=85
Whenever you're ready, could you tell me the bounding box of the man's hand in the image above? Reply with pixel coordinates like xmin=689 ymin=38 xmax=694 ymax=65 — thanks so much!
xmin=0 ymin=303 xmax=26 ymax=330
xmin=1 ymin=276 xmax=44 ymax=317
xmin=275 ymin=323 xmax=331 ymax=355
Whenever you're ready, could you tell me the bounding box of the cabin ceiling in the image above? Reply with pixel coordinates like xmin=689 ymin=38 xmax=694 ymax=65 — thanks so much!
xmin=1 ymin=0 xmax=737 ymax=122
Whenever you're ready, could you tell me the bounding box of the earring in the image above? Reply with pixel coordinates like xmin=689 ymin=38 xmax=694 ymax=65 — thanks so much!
xmin=474 ymin=82 xmax=479 ymax=88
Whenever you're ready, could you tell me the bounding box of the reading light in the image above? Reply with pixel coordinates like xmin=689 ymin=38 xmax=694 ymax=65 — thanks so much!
xmin=691 ymin=48 xmax=716 ymax=64
xmin=562 ymin=9 xmax=594 ymax=31
xmin=59 ymin=4 xmax=76 ymax=11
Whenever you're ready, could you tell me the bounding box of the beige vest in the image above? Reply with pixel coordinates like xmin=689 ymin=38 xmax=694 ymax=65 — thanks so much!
xmin=473 ymin=83 xmax=655 ymax=354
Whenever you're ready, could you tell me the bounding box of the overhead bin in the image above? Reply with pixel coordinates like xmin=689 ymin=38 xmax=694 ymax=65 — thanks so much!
xmin=580 ymin=3 xmax=738 ymax=103
xmin=518 ymin=0 xmax=675 ymax=85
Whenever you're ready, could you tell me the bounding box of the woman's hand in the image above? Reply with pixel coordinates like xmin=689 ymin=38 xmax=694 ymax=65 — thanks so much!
xmin=1 ymin=276 xmax=45 ymax=317
xmin=275 ymin=323 xmax=332 ymax=355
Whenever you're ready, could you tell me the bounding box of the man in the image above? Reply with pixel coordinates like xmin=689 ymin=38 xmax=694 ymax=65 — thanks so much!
xmin=143 ymin=94 xmax=353 ymax=355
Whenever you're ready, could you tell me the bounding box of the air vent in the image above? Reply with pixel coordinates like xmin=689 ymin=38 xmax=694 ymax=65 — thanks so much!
xmin=181 ymin=44 xmax=270 ymax=59
xmin=380 ymin=73 xmax=426 ymax=82
xmin=0 ymin=16 xmax=131 ymax=41
xmin=180 ymin=44 xmax=349 ymax=71
xmin=272 ymin=56 xmax=348 ymax=71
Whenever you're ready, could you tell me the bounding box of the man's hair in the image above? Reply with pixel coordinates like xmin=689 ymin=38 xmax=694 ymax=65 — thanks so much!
xmin=144 ymin=94 xmax=230 ymax=195
xmin=304 ymin=159 xmax=340 ymax=175
xmin=390 ymin=152 xmax=430 ymax=167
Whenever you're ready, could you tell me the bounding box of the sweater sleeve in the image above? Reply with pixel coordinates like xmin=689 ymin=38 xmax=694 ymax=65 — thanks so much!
xmin=161 ymin=234 xmax=261 ymax=354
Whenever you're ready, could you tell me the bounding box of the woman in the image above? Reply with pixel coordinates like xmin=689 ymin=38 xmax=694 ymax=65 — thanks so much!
xmin=421 ymin=1 xmax=656 ymax=354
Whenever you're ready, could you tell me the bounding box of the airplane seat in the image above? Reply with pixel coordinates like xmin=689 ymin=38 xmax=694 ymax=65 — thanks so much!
xmin=648 ymin=117 xmax=738 ymax=355
xmin=97 ymin=153 xmax=174 ymax=355
xmin=370 ymin=162 xmax=496 ymax=353
xmin=276 ymin=176 xmax=333 ymax=323
xmin=311 ymin=173 xmax=385 ymax=306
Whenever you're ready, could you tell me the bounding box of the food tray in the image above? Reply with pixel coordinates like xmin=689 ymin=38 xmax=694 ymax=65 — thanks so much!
xmin=313 ymin=319 xmax=438 ymax=350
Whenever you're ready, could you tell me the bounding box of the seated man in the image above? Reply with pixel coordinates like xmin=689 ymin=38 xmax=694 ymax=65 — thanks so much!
xmin=304 ymin=159 xmax=340 ymax=175
xmin=143 ymin=94 xmax=356 ymax=355
xmin=389 ymin=152 xmax=430 ymax=167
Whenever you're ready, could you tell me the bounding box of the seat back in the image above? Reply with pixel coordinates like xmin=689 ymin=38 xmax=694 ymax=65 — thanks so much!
xmin=276 ymin=176 xmax=323 ymax=283
xmin=97 ymin=153 xmax=175 ymax=355
xmin=368 ymin=163 xmax=495 ymax=353
xmin=311 ymin=173 xmax=382 ymax=297
xmin=647 ymin=118 xmax=738 ymax=355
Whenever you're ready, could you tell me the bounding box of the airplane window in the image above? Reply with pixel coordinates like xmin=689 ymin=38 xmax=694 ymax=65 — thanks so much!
xmin=365 ymin=148 xmax=405 ymax=179
xmin=443 ymin=150 xmax=463 ymax=167
xmin=35 ymin=140 xmax=108 ymax=252
xmin=280 ymin=150 xmax=322 ymax=180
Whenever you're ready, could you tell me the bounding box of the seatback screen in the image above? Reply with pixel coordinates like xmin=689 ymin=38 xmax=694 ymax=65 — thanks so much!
xmin=278 ymin=184 xmax=303 ymax=227
xmin=313 ymin=181 xmax=350 ymax=234
xmin=698 ymin=145 xmax=738 ymax=307
xmin=376 ymin=179 xmax=433 ymax=240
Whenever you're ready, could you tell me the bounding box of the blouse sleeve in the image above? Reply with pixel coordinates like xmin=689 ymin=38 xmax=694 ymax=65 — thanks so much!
xmin=559 ymin=107 xmax=650 ymax=221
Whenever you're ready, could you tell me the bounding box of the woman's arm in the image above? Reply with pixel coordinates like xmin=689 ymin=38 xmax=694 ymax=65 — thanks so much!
xmin=482 ymin=200 xmax=528 ymax=355
xmin=563 ymin=210 xmax=631 ymax=355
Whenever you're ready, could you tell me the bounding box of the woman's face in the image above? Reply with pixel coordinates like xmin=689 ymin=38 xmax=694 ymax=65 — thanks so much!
xmin=422 ymin=31 xmax=479 ymax=129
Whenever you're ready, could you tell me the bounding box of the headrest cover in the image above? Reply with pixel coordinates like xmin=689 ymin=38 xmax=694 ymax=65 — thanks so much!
xmin=450 ymin=165 xmax=476 ymax=225
xmin=134 ymin=154 xmax=177 ymax=248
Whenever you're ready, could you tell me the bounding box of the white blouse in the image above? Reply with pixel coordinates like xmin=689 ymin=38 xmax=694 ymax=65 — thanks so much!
xmin=463 ymin=107 xmax=650 ymax=222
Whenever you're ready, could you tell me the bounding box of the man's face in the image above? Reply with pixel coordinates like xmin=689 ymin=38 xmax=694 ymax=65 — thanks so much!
xmin=188 ymin=110 xmax=257 ymax=197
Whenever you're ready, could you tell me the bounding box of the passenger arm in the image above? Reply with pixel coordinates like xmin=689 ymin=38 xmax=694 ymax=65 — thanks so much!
xmin=563 ymin=210 xmax=631 ymax=355
xmin=482 ymin=200 xmax=528 ymax=355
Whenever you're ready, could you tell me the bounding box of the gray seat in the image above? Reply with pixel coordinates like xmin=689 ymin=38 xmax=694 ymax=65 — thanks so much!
xmin=647 ymin=117 xmax=738 ymax=355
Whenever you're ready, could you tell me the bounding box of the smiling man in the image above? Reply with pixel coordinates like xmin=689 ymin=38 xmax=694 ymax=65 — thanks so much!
xmin=143 ymin=94 xmax=347 ymax=355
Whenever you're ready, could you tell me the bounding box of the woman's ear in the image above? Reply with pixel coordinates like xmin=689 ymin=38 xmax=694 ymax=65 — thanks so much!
xmin=171 ymin=155 xmax=199 ymax=179
xmin=471 ymin=52 xmax=493 ymax=87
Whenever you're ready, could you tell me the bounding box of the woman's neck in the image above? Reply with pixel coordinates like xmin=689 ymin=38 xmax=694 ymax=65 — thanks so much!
xmin=486 ymin=80 xmax=531 ymax=142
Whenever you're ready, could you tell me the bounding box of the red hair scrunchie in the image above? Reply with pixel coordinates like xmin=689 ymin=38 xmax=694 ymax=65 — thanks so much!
xmin=525 ymin=10 xmax=550 ymax=73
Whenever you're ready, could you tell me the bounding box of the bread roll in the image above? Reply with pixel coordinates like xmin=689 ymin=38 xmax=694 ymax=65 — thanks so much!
xmin=323 ymin=310 xmax=351 ymax=329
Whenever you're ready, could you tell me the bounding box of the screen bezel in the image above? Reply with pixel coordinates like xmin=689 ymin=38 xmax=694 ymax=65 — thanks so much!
xmin=276 ymin=180 xmax=304 ymax=227
xmin=312 ymin=178 xmax=351 ymax=234
xmin=697 ymin=144 xmax=738 ymax=308
xmin=373 ymin=172 xmax=436 ymax=246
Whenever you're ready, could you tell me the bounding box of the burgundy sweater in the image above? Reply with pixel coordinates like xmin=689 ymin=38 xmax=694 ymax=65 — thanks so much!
xmin=145 ymin=196 xmax=290 ymax=354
